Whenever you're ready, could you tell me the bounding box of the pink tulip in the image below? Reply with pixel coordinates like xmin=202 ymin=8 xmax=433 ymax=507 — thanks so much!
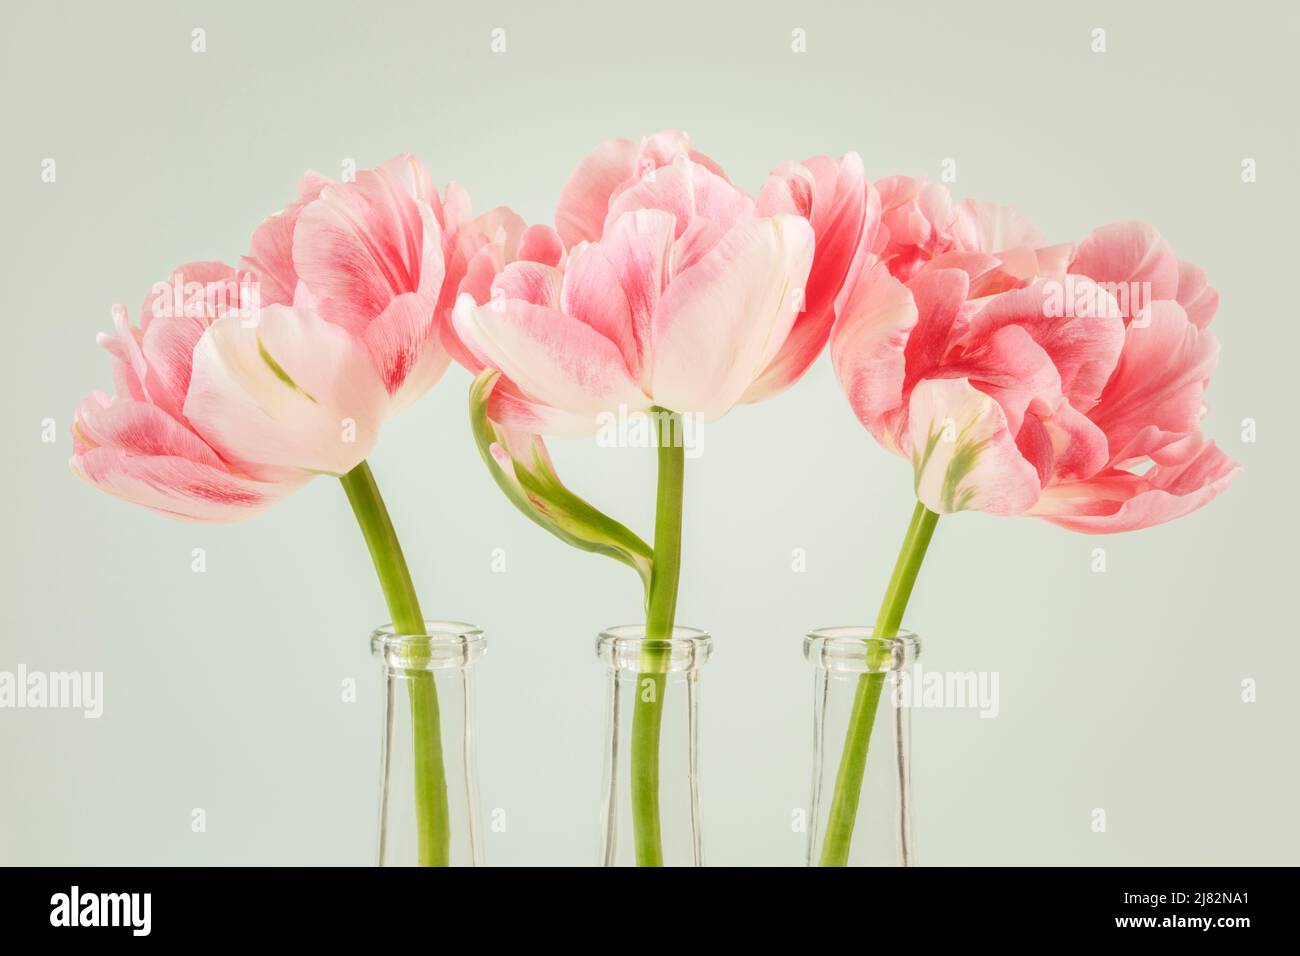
xmin=455 ymin=132 xmax=883 ymax=432
xmin=832 ymin=188 xmax=1240 ymax=533
xmin=74 ymin=155 xmax=552 ymax=522
xmin=69 ymin=262 xmax=345 ymax=521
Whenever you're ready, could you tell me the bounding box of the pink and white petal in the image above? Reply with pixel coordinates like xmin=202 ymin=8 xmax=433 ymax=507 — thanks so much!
xmin=1088 ymin=300 xmax=1219 ymax=465
xmin=241 ymin=174 xmax=330 ymax=307
xmin=828 ymin=259 xmax=918 ymax=443
xmin=1068 ymin=221 xmax=1179 ymax=319
xmin=560 ymin=241 xmax=639 ymax=375
xmin=71 ymin=446 xmax=297 ymax=522
xmin=605 ymin=156 xmax=754 ymax=240
xmin=486 ymin=377 xmax=648 ymax=437
xmin=139 ymin=313 xmax=211 ymax=421
xmin=555 ymin=137 xmax=641 ymax=247
xmin=600 ymin=209 xmax=677 ymax=381
xmin=491 ymin=260 xmax=564 ymax=308
xmin=1031 ymin=436 xmax=1239 ymax=533
xmin=97 ymin=305 xmax=149 ymax=402
xmin=452 ymin=295 xmax=646 ymax=430
xmin=1176 ymin=260 xmax=1219 ymax=330
xmin=906 ymin=377 xmax=1042 ymax=516
xmin=362 ymin=291 xmax=448 ymax=410
xmin=962 ymin=278 xmax=1125 ymax=411
xmin=293 ymin=166 xmax=445 ymax=334
xmin=184 ymin=306 xmax=388 ymax=476
xmin=74 ymin=397 xmax=224 ymax=468
xmin=747 ymin=154 xmax=873 ymax=403
xmin=647 ymin=214 xmax=814 ymax=420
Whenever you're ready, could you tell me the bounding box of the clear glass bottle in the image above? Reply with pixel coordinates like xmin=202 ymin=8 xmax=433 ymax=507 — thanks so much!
xmin=804 ymin=626 xmax=919 ymax=867
xmin=597 ymin=625 xmax=711 ymax=866
xmin=371 ymin=621 xmax=485 ymax=867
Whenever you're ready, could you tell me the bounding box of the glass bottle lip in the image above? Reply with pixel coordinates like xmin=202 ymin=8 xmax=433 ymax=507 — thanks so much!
xmin=370 ymin=620 xmax=486 ymax=670
xmin=596 ymin=624 xmax=712 ymax=673
xmin=803 ymin=626 xmax=920 ymax=673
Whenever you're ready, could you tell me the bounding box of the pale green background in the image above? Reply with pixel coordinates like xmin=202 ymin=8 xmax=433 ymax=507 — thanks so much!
xmin=1 ymin=0 xmax=1295 ymax=866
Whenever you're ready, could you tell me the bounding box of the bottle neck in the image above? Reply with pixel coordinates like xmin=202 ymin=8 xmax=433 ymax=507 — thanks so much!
xmin=597 ymin=627 xmax=711 ymax=867
xmin=373 ymin=623 xmax=485 ymax=868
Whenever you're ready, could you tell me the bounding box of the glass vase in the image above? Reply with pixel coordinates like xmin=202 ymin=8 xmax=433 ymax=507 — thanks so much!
xmin=804 ymin=626 xmax=919 ymax=867
xmin=596 ymin=625 xmax=711 ymax=866
xmin=371 ymin=621 xmax=485 ymax=867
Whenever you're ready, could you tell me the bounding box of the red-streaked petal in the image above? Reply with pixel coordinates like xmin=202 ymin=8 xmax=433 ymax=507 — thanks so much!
xmin=293 ymin=161 xmax=445 ymax=334
xmin=1032 ymin=436 xmax=1240 ymax=533
xmin=363 ymin=291 xmax=448 ymax=410
xmin=70 ymin=446 xmax=296 ymax=522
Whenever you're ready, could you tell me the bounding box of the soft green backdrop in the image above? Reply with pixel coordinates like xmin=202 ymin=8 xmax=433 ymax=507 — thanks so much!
xmin=2 ymin=0 xmax=1295 ymax=865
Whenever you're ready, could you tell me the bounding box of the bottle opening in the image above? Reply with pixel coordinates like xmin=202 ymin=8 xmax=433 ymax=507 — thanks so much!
xmin=596 ymin=624 xmax=712 ymax=673
xmin=803 ymin=626 xmax=919 ymax=673
xmin=371 ymin=621 xmax=486 ymax=670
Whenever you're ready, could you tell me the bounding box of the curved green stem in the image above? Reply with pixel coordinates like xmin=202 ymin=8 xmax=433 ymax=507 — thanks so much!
xmin=818 ymin=499 xmax=939 ymax=867
xmin=631 ymin=409 xmax=685 ymax=867
xmin=340 ymin=461 xmax=450 ymax=867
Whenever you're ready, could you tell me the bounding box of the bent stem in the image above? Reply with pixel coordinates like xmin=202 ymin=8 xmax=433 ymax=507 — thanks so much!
xmin=340 ymin=460 xmax=450 ymax=867
xmin=818 ymin=499 xmax=939 ymax=867
xmin=631 ymin=408 xmax=685 ymax=867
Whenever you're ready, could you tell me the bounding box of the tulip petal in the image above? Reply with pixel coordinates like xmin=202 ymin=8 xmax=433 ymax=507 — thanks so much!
xmin=293 ymin=161 xmax=445 ymax=334
xmin=747 ymin=154 xmax=876 ymax=403
xmin=1088 ymin=301 xmax=1219 ymax=465
xmin=184 ymin=306 xmax=388 ymax=476
xmin=363 ymin=291 xmax=449 ymax=411
xmin=560 ymin=240 xmax=639 ymax=376
xmin=647 ymin=214 xmax=814 ymax=419
xmin=907 ymin=377 xmax=1041 ymax=516
xmin=597 ymin=209 xmax=676 ymax=382
xmin=1069 ymin=221 xmax=1179 ymax=321
xmin=1032 ymin=436 xmax=1240 ymax=533
xmin=1176 ymin=260 xmax=1219 ymax=330
xmin=828 ymin=259 xmax=917 ymax=445
xmin=74 ymin=397 xmax=224 ymax=468
xmin=901 ymin=268 xmax=972 ymax=390
xmin=555 ymin=137 xmax=642 ymax=247
xmin=240 ymin=175 xmax=330 ymax=307
xmin=70 ymin=446 xmax=294 ymax=522
xmin=962 ymin=277 xmax=1125 ymax=411
xmin=605 ymin=156 xmax=754 ymax=240
xmin=452 ymin=295 xmax=649 ymax=433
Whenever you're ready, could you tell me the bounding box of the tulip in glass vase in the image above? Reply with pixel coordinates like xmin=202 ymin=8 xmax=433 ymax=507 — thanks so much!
xmin=817 ymin=183 xmax=1241 ymax=864
xmin=69 ymin=153 xmax=544 ymax=865
xmin=458 ymin=130 xmax=878 ymax=864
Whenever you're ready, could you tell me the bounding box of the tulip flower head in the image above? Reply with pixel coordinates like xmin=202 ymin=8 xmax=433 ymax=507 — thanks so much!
xmin=72 ymin=156 xmax=538 ymax=522
xmin=832 ymin=179 xmax=1240 ymax=532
